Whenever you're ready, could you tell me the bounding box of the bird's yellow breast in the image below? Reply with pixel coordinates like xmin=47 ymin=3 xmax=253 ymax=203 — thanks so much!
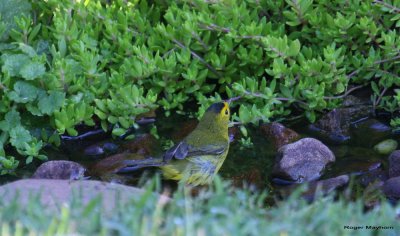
xmin=160 ymin=150 xmax=229 ymax=185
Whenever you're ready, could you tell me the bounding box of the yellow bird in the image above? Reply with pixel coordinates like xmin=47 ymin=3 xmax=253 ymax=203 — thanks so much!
xmin=117 ymin=102 xmax=230 ymax=186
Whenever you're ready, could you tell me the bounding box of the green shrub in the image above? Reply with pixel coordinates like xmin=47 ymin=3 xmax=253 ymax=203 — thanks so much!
xmin=0 ymin=0 xmax=399 ymax=172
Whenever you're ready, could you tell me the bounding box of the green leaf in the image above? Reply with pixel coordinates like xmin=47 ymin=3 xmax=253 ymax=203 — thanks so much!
xmin=1 ymin=53 xmax=30 ymax=76
xmin=18 ymin=43 xmax=37 ymax=57
xmin=66 ymin=128 xmax=78 ymax=136
xmin=25 ymin=156 xmax=33 ymax=164
xmin=8 ymin=81 xmax=39 ymax=103
xmin=0 ymin=109 xmax=21 ymax=131
xmin=112 ymin=128 xmax=126 ymax=136
xmin=38 ymin=91 xmax=65 ymax=115
xmin=48 ymin=133 xmax=61 ymax=146
xmin=9 ymin=126 xmax=32 ymax=150
xmin=289 ymin=40 xmax=301 ymax=57
xmin=371 ymin=81 xmax=380 ymax=95
xmin=20 ymin=61 xmax=46 ymax=80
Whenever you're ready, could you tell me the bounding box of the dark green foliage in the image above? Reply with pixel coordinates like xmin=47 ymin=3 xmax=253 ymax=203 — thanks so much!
xmin=0 ymin=0 xmax=399 ymax=172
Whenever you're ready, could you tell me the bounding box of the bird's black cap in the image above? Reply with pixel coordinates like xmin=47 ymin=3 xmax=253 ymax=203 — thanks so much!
xmin=206 ymin=102 xmax=227 ymax=113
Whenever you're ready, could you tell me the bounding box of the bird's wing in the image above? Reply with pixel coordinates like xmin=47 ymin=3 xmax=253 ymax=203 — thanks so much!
xmin=163 ymin=141 xmax=227 ymax=162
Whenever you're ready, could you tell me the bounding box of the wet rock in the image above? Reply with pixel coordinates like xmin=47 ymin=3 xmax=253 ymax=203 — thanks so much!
xmin=272 ymin=138 xmax=335 ymax=183
xmin=0 ymin=179 xmax=169 ymax=214
xmin=351 ymin=119 xmax=392 ymax=147
xmin=388 ymin=150 xmax=400 ymax=178
xmin=276 ymin=175 xmax=349 ymax=201
xmin=302 ymin=175 xmax=349 ymax=201
xmin=32 ymin=160 xmax=85 ymax=180
xmin=121 ymin=134 xmax=160 ymax=156
xmin=84 ymin=144 xmax=105 ymax=156
xmin=359 ymin=169 xmax=388 ymax=187
xmin=309 ymin=96 xmax=371 ymax=144
xmin=84 ymin=142 xmax=119 ymax=156
xmin=103 ymin=142 xmax=119 ymax=152
xmin=374 ymin=139 xmax=398 ymax=155
xmin=383 ymin=177 xmax=400 ymax=200
xmin=260 ymin=122 xmax=300 ymax=150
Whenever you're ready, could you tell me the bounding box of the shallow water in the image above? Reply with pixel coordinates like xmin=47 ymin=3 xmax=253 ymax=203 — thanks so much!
xmin=1 ymin=111 xmax=399 ymax=199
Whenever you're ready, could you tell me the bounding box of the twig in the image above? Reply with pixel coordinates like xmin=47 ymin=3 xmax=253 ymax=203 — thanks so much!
xmin=192 ymin=32 xmax=209 ymax=50
xmin=346 ymin=69 xmax=360 ymax=79
xmin=346 ymin=53 xmax=400 ymax=78
xmin=229 ymin=121 xmax=242 ymax=126
xmin=162 ymin=47 xmax=176 ymax=58
xmin=235 ymin=35 xmax=264 ymax=40
xmin=225 ymin=96 xmax=242 ymax=104
xmin=239 ymin=89 xmax=309 ymax=106
xmin=374 ymin=68 xmax=400 ymax=78
xmin=172 ymin=38 xmax=221 ymax=78
xmin=276 ymin=97 xmax=309 ymax=106
xmin=373 ymin=54 xmax=400 ymax=64
xmin=323 ymin=84 xmax=365 ymax=100
xmin=199 ymin=23 xmax=230 ymax=33
xmin=375 ymin=86 xmax=389 ymax=107
xmin=373 ymin=0 xmax=400 ymax=13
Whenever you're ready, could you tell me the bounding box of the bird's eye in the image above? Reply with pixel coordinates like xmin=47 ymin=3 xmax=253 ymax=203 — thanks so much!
xmin=225 ymin=109 xmax=229 ymax=115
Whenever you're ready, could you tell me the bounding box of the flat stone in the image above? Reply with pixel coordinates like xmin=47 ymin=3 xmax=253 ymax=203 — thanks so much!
xmin=0 ymin=179 xmax=169 ymax=214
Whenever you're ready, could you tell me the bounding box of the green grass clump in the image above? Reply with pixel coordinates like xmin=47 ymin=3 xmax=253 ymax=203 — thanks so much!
xmin=0 ymin=177 xmax=399 ymax=236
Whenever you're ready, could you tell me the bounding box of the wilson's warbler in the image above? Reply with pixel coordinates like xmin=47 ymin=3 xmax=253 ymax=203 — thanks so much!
xmin=117 ymin=102 xmax=230 ymax=185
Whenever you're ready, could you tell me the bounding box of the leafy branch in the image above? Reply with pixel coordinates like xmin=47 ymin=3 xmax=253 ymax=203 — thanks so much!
xmin=373 ymin=0 xmax=400 ymax=13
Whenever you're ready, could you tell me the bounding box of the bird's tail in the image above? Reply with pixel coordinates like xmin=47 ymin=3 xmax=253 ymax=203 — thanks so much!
xmin=115 ymin=158 xmax=165 ymax=174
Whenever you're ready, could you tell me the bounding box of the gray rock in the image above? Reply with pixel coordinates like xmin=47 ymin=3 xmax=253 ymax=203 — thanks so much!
xmin=32 ymin=160 xmax=86 ymax=180
xmin=302 ymin=175 xmax=349 ymax=201
xmin=383 ymin=177 xmax=400 ymax=200
xmin=84 ymin=142 xmax=119 ymax=156
xmin=276 ymin=175 xmax=349 ymax=201
xmin=272 ymin=138 xmax=335 ymax=182
xmin=389 ymin=150 xmax=400 ymax=178
xmin=0 ymin=179 xmax=169 ymax=214
xmin=84 ymin=144 xmax=105 ymax=156
xmin=359 ymin=169 xmax=388 ymax=187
